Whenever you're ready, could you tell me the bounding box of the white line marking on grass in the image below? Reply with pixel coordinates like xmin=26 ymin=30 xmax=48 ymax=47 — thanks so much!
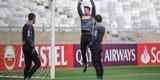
xmin=55 ymin=73 xmax=160 ymax=80
xmin=56 ymin=76 xmax=96 ymax=80
xmin=0 ymin=75 xmax=47 ymax=79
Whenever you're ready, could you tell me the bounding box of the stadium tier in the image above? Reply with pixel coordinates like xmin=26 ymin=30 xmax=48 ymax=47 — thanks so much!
xmin=55 ymin=0 xmax=160 ymax=43
xmin=0 ymin=0 xmax=51 ymax=30
xmin=1 ymin=0 xmax=160 ymax=44
xmin=0 ymin=0 xmax=52 ymax=44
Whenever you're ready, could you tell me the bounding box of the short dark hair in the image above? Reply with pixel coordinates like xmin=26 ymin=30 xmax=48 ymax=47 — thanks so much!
xmin=84 ymin=6 xmax=90 ymax=11
xmin=95 ymin=14 xmax=102 ymax=23
xmin=28 ymin=13 xmax=36 ymax=20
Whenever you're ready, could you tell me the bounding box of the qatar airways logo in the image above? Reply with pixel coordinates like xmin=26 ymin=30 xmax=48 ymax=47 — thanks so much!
xmin=75 ymin=48 xmax=136 ymax=65
xmin=104 ymin=48 xmax=136 ymax=62
xmin=75 ymin=48 xmax=91 ymax=65
xmin=141 ymin=46 xmax=160 ymax=64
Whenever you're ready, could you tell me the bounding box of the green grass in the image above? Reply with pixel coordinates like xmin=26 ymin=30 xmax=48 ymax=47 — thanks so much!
xmin=0 ymin=65 xmax=160 ymax=80
xmin=0 ymin=69 xmax=50 ymax=80
xmin=55 ymin=65 xmax=160 ymax=80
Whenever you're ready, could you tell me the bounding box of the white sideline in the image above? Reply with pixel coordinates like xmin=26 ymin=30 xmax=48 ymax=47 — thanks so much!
xmin=0 ymin=75 xmax=45 ymax=79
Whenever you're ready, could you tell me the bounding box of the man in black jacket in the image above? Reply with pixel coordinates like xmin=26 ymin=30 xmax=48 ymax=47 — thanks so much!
xmin=77 ymin=0 xmax=96 ymax=72
xmin=90 ymin=14 xmax=105 ymax=80
xmin=22 ymin=13 xmax=41 ymax=80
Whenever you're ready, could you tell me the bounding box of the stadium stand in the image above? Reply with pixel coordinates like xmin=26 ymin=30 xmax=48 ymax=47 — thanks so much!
xmin=54 ymin=0 xmax=160 ymax=43
xmin=0 ymin=0 xmax=51 ymax=31
xmin=0 ymin=0 xmax=52 ymax=44
xmin=0 ymin=0 xmax=160 ymax=43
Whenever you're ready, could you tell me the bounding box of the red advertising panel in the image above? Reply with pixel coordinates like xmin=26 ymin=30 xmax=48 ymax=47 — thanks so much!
xmin=137 ymin=43 xmax=160 ymax=65
xmin=0 ymin=45 xmax=5 ymax=71
xmin=0 ymin=44 xmax=74 ymax=71
xmin=55 ymin=44 xmax=74 ymax=67
xmin=0 ymin=44 xmax=52 ymax=71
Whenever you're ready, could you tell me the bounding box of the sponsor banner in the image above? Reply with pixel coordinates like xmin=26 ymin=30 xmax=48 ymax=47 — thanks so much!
xmin=74 ymin=44 xmax=137 ymax=67
xmin=102 ymin=44 xmax=137 ymax=66
xmin=55 ymin=44 xmax=74 ymax=67
xmin=0 ymin=44 xmax=74 ymax=71
xmin=73 ymin=44 xmax=92 ymax=67
xmin=137 ymin=43 xmax=160 ymax=65
xmin=0 ymin=45 xmax=5 ymax=71
xmin=1 ymin=44 xmax=51 ymax=71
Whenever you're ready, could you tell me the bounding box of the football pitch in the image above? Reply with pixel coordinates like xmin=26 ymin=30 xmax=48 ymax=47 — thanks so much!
xmin=0 ymin=69 xmax=50 ymax=80
xmin=55 ymin=65 xmax=160 ymax=80
xmin=0 ymin=65 xmax=160 ymax=80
